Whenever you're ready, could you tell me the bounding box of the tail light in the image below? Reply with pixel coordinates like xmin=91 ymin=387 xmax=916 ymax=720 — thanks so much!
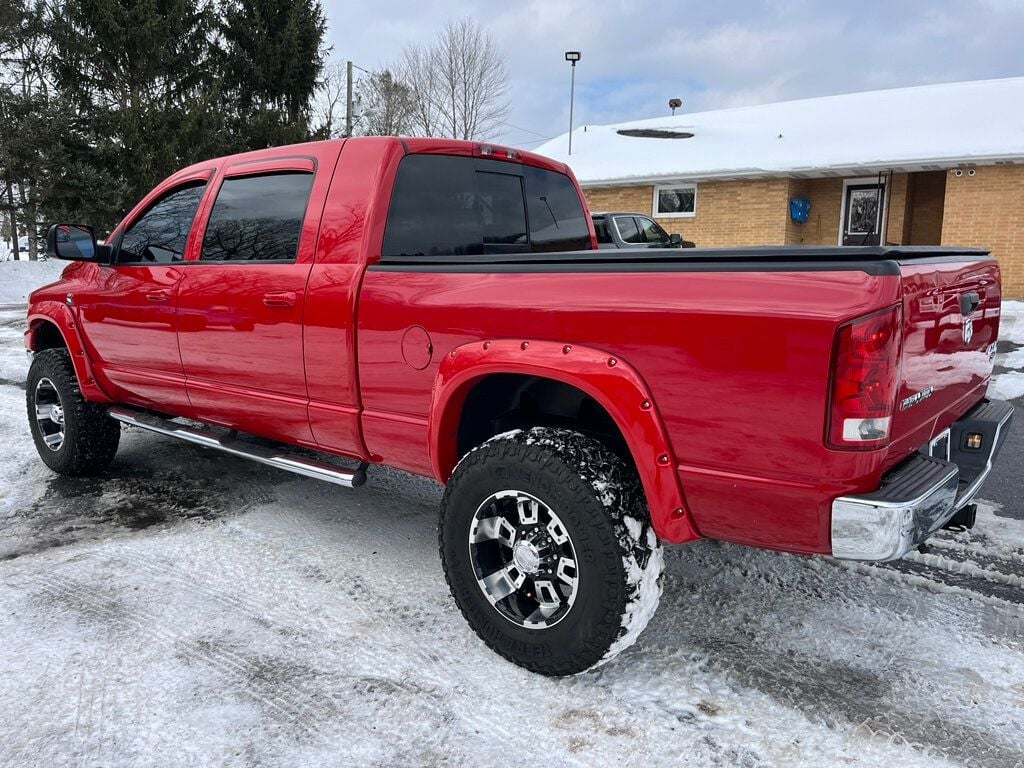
xmin=827 ymin=305 xmax=903 ymax=450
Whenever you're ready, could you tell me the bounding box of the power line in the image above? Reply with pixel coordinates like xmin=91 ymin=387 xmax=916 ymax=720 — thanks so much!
xmin=505 ymin=135 xmax=555 ymax=149
xmin=496 ymin=120 xmax=552 ymax=140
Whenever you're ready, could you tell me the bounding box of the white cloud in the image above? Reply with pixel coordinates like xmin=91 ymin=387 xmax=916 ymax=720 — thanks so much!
xmin=322 ymin=0 xmax=1024 ymax=147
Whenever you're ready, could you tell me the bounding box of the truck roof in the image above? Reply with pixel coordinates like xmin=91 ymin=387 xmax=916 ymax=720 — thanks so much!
xmin=167 ymin=136 xmax=570 ymax=184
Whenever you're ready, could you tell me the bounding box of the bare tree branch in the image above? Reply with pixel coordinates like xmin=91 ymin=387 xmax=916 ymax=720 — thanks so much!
xmin=399 ymin=18 xmax=509 ymax=141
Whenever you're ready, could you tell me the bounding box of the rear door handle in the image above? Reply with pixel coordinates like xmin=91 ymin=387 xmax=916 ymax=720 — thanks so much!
xmin=146 ymin=290 xmax=171 ymax=303
xmin=263 ymin=291 xmax=296 ymax=308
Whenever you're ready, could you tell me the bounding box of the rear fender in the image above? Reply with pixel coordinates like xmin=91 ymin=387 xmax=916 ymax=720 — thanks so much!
xmin=429 ymin=339 xmax=699 ymax=543
xmin=25 ymin=302 xmax=112 ymax=403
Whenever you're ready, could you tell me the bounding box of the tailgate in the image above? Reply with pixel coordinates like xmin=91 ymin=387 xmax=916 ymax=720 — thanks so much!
xmin=892 ymin=256 xmax=1001 ymax=448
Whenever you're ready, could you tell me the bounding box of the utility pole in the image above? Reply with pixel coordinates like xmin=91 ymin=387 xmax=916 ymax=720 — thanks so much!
xmin=565 ymin=51 xmax=581 ymax=155
xmin=345 ymin=60 xmax=354 ymax=138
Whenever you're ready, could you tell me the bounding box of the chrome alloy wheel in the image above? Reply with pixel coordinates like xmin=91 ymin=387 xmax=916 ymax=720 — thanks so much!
xmin=33 ymin=377 xmax=65 ymax=451
xmin=468 ymin=490 xmax=580 ymax=628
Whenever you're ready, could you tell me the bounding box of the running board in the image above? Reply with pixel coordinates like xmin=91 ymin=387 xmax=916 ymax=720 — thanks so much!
xmin=108 ymin=406 xmax=368 ymax=488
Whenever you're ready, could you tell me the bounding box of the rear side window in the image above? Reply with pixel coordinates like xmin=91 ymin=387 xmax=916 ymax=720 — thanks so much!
xmin=201 ymin=172 xmax=313 ymax=262
xmin=118 ymin=182 xmax=206 ymax=264
xmin=614 ymin=216 xmax=642 ymax=244
xmin=382 ymin=155 xmax=590 ymax=260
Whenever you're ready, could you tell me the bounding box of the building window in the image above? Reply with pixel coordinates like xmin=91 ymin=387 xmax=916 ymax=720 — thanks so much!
xmin=653 ymin=184 xmax=697 ymax=218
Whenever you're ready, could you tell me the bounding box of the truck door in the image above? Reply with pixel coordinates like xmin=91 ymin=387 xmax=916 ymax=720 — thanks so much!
xmin=175 ymin=155 xmax=330 ymax=446
xmin=74 ymin=176 xmax=210 ymax=411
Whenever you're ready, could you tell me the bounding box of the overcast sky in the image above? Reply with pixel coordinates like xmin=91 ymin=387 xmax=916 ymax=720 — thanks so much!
xmin=323 ymin=0 xmax=1024 ymax=149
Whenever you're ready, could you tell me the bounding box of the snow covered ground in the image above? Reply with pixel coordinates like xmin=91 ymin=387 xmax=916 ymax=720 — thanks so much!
xmin=0 ymin=259 xmax=65 ymax=305
xmin=2 ymin=262 xmax=1023 ymax=767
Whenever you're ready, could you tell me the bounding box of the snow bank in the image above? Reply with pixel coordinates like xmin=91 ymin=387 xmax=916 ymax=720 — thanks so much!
xmin=0 ymin=260 xmax=66 ymax=305
xmin=1000 ymin=300 xmax=1024 ymax=346
xmin=989 ymin=371 xmax=1024 ymax=401
xmin=535 ymin=77 xmax=1024 ymax=184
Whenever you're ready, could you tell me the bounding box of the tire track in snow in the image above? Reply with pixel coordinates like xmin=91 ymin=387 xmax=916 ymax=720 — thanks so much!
xmin=658 ymin=543 xmax=1024 ymax=768
xmin=24 ymin=534 xmax=592 ymax=767
xmin=30 ymin=572 xmax=334 ymax=738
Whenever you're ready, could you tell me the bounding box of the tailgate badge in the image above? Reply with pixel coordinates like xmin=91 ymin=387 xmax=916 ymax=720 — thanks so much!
xmin=901 ymin=387 xmax=934 ymax=411
xmin=963 ymin=317 xmax=974 ymax=345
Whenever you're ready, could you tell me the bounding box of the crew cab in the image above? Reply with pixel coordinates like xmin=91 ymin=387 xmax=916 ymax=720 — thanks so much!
xmin=592 ymin=211 xmax=693 ymax=249
xmin=26 ymin=137 xmax=1014 ymax=676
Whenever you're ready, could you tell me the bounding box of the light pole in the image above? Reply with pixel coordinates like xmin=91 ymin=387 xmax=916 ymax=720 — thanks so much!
xmin=565 ymin=51 xmax=581 ymax=155
xmin=669 ymin=98 xmax=682 ymax=116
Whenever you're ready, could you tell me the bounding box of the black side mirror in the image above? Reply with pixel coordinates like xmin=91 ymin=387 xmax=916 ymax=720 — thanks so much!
xmin=46 ymin=224 xmax=111 ymax=263
xmin=668 ymin=233 xmax=683 ymax=246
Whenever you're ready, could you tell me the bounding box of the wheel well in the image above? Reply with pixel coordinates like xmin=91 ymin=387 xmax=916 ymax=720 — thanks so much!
xmin=456 ymin=374 xmax=632 ymax=466
xmin=33 ymin=320 xmax=68 ymax=352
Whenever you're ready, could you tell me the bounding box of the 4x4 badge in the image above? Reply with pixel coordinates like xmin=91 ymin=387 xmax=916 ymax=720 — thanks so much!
xmin=963 ymin=317 xmax=974 ymax=345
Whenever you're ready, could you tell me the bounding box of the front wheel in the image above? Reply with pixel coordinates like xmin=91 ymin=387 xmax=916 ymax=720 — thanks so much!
xmin=439 ymin=427 xmax=663 ymax=676
xmin=26 ymin=348 xmax=120 ymax=475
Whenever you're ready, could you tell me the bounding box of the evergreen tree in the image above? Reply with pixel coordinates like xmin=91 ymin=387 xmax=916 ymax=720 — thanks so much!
xmin=220 ymin=0 xmax=326 ymax=151
xmin=47 ymin=0 xmax=222 ymax=232
xmin=1 ymin=0 xmax=55 ymax=258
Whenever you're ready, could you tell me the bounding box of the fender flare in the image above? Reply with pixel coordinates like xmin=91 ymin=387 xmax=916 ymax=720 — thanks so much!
xmin=25 ymin=302 xmax=112 ymax=403
xmin=428 ymin=338 xmax=699 ymax=543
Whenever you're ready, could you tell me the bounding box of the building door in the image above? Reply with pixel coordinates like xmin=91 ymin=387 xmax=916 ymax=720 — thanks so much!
xmin=841 ymin=181 xmax=886 ymax=246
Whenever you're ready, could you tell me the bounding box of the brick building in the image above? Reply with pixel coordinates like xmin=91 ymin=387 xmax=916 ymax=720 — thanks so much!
xmin=536 ymin=77 xmax=1024 ymax=297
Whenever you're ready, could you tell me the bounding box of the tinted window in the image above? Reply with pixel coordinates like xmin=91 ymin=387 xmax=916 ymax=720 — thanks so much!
xmin=118 ymin=182 xmax=206 ymax=264
xmin=201 ymin=173 xmax=313 ymax=262
xmin=479 ymin=172 xmax=527 ymax=251
xmin=523 ymin=166 xmax=591 ymax=252
xmin=382 ymin=155 xmax=592 ymax=260
xmin=614 ymin=216 xmax=642 ymax=244
xmin=638 ymin=217 xmax=669 ymax=244
xmin=383 ymin=155 xmax=481 ymax=258
xmin=592 ymin=217 xmax=612 ymax=243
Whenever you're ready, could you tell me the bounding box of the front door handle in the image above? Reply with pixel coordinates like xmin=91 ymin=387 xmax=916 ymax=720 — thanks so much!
xmin=146 ymin=290 xmax=171 ymax=303
xmin=263 ymin=291 xmax=296 ymax=308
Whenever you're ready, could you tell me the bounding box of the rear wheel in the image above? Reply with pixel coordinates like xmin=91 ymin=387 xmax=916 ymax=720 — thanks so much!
xmin=26 ymin=349 xmax=120 ymax=475
xmin=439 ymin=427 xmax=663 ymax=676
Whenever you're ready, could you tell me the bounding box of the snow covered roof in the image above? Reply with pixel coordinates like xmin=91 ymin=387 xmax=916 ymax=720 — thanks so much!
xmin=534 ymin=77 xmax=1024 ymax=186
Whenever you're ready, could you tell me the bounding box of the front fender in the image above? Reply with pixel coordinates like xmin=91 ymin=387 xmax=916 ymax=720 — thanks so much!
xmin=26 ymin=301 xmax=112 ymax=403
xmin=429 ymin=339 xmax=699 ymax=543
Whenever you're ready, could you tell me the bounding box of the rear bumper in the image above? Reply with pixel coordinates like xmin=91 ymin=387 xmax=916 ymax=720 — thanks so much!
xmin=831 ymin=398 xmax=1014 ymax=560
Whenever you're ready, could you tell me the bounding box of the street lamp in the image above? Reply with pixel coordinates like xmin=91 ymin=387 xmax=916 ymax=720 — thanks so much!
xmin=565 ymin=51 xmax=581 ymax=155
xmin=669 ymin=98 xmax=682 ymax=116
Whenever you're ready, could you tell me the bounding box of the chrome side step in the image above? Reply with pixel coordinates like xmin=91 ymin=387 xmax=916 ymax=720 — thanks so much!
xmin=109 ymin=406 xmax=368 ymax=488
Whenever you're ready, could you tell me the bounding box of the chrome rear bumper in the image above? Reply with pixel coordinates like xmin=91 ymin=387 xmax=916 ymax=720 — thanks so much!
xmin=831 ymin=399 xmax=1013 ymax=561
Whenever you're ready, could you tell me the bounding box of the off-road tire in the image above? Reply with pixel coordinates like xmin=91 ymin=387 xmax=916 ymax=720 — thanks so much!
xmin=439 ymin=427 xmax=664 ymax=676
xmin=26 ymin=348 xmax=120 ymax=475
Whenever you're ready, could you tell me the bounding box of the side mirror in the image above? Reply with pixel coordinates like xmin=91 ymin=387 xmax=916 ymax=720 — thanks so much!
xmin=46 ymin=224 xmax=111 ymax=263
xmin=668 ymin=233 xmax=683 ymax=246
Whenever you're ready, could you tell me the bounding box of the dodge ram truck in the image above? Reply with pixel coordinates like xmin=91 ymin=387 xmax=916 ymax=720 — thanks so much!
xmin=26 ymin=137 xmax=1014 ymax=676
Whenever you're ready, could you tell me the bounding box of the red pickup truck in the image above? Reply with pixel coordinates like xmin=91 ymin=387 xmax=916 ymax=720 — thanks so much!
xmin=27 ymin=137 xmax=1013 ymax=675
